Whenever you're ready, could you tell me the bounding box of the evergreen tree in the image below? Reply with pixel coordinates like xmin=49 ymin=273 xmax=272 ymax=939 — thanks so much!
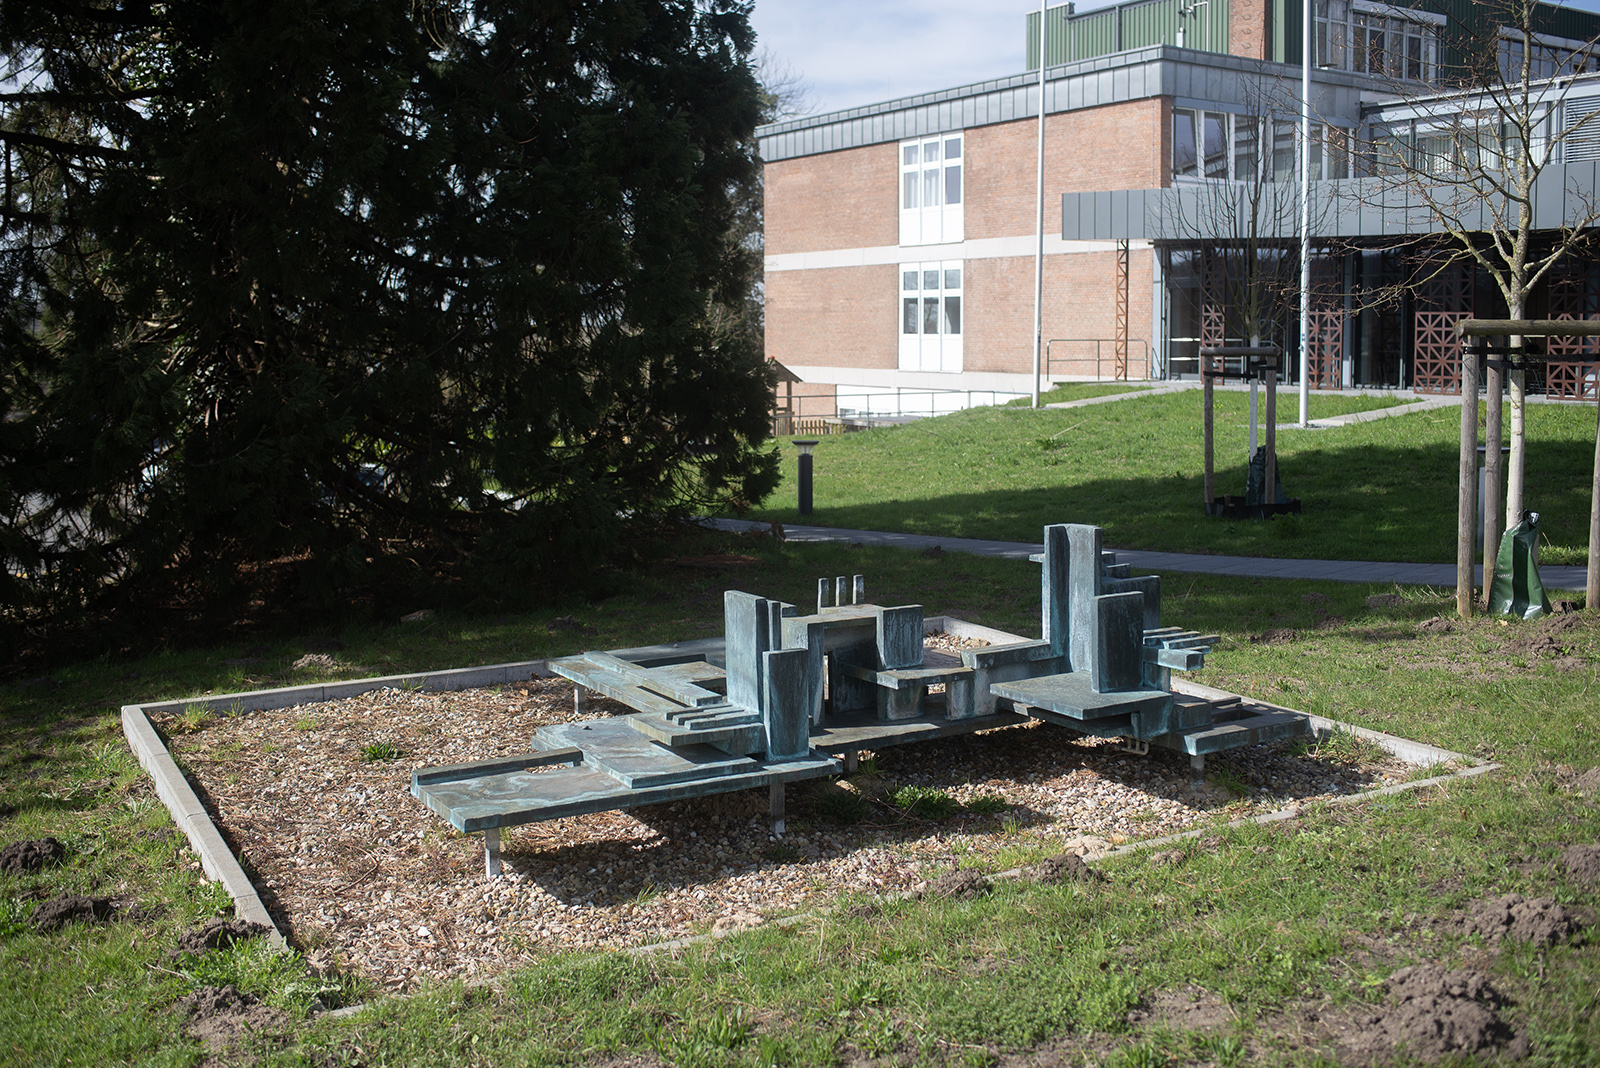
xmin=1 ymin=0 xmax=778 ymax=646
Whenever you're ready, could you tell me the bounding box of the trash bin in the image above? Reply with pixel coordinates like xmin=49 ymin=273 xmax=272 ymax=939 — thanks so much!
xmin=1488 ymin=510 xmax=1551 ymax=620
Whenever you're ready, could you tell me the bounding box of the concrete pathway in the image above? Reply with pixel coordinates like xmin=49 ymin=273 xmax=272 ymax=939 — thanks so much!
xmin=703 ymin=518 xmax=1588 ymax=592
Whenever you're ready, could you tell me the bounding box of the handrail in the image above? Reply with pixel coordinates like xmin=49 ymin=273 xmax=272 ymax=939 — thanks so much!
xmin=1043 ymin=337 xmax=1152 ymax=381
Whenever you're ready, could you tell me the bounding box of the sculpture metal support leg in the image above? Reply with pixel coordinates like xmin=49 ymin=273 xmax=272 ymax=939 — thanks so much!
xmin=574 ymin=687 xmax=588 ymax=714
xmin=843 ymin=751 xmax=859 ymax=775
xmin=1189 ymin=754 xmax=1206 ymax=779
xmin=769 ymin=782 xmax=786 ymax=836
xmin=484 ymin=827 xmax=502 ymax=879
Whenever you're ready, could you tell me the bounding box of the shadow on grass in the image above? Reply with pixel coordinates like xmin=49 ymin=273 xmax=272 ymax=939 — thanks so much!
xmin=764 ymin=433 xmax=1596 ymax=565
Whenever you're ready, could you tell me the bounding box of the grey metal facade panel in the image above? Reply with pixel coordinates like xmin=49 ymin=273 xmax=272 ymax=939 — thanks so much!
xmin=1110 ymin=190 xmax=1131 ymax=235
xmin=1066 ymin=170 xmax=1600 ymax=241
xmin=757 ymin=45 xmax=1376 ymax=162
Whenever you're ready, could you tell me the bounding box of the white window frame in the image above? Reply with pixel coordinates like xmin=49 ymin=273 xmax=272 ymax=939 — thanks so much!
xmin=899 ymin=261 xmax=963 ymax=373
xmin=899 ymin=133 xmax=963 ymax=246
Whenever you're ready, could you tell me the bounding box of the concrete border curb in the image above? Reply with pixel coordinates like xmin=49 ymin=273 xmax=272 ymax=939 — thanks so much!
xmin=121 ymin=657 xmax=557 ymax=949
xmin=123 ymin=633 xmax=1488 ymax=968
xmin=122 ymin=704 xmax=286 ymax=947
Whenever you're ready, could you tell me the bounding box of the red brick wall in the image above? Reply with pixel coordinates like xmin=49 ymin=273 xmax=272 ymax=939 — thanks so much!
xmin=765 ymin=144 xmax=898 ymax=257
xmin=1230 ymin=0 xmax=1269 ymax=60
xmin=966 ymin=99 xmax=1171 ymax=241
xmin=765 ymin=265 xmax=898 ymax=372
xmin=965 ymin=250 xmax=1155 ymax=377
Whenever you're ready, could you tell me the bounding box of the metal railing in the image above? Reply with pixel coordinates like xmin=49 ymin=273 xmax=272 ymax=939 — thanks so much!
xmin=1043 ymin=338 xmax=1153 ymax=382
xmin=773 ymin=384 xmax=1029 ymax=435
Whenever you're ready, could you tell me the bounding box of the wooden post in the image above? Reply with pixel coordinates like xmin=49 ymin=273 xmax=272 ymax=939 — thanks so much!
xmin=1457 ymin=344 xmax=1480 ymax=619
xmin=1263 ymin=358 xmax=1277 ymax=509
xmin=1202 ymin=370 xmax=1215 ymax=510
xmin=1483 ymin=344 xmax=1503 ymax=600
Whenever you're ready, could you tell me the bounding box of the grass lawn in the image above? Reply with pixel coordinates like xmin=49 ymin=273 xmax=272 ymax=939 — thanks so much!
xmin=3 ymin=526 xmax=1598 ymax=1067
xmin=758 ymin=390 xmax=1597 ymax=566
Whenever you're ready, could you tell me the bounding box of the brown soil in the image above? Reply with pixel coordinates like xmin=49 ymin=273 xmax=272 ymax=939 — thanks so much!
xmin=1337 ymin=965 xmax=1528 ymax=1065
xmin=1032 ymin=852 xmax=1104 ymax=885
xmin=177 ymin=985 xmax=289 ymax=1054
xmin=1416 ymin=617 xmax=1454 ymax=633
xmin=32 ymin=894 xmax=115 ymax=931
xmin=0 ymin=836 xmax=64 ymax=875
xmin=925 ymin=868 xmax=991 ymax=900
xmin=1249 ymin=628 xmax=1299 ymax=645
xmin=1462 ymin=893 xmax=1585 ymax=946
xmin=172 ymin=918 xmax=273 ymax=956
xmin=1365 ymin=594 xmax=1406 ymax=609
xmin=1562 ymin=844 xmax=1600 ymax=886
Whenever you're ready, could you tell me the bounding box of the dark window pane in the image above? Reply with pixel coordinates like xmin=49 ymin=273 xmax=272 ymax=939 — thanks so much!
xmin=1173 ymin=110 xmax=1197 ymax=177
xmin=945 ymin=163 xmax=961 ymax=205
xmin=923 ymin=270 xmax=939 ymax=290
xmin=923 ymin=297 xmax=939 ymax=335
xmin=903 ymin=270 xmax=918 ymax=291
xmin=945 ymin=137 xmax=961 ymax=160
xmin=904 ymin=298 xmax=919 ymax=334
xmin=944 ymin=268 xmax=961 ymax=289
xmin=944 ymin=296 xmax=961 ymax=335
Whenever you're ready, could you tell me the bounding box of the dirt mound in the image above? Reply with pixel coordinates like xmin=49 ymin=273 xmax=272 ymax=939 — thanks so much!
xmin=1315 ymin=615 xmax=1347 ymax=631
xmin=1573 ymin=768 xmax=1600 ymax=796
xmin=0 ymin=837 xmax=65 ymax=875
xmin=173 ymin=917 xmax=273 ymax=956
xmin=926 ymin=868 xmax=991 ymax=900
xmin=1365 ymin=594 xmax=1406 ymax=609
xmin=1417 ymin=617 xmax=1454 ymax=633
xmin=1032 ymin=853 xmax=1104 ymax=885
xmin=1463 ymin=893 xmax=1584 ymax=946
xmin=1249 ymin=628 xmax=1298 ymax=645
xmin=1504 ymin=633 xmax=1568 ymax=659
xmin=32 ymin=894 xmax=115 ymax=931
xmin=1342 ymin=965 xmax=1525 ymax=1065
xmin=1561 ymin=845 xmax=1600 ymax=887
xmin=177 ymin=985 xmax=289 ymax=1053
xmin=1148 ymin=849 xmax=1187 ymax=867
xmin=1544 ymin=611 xmax=1590 ymax=633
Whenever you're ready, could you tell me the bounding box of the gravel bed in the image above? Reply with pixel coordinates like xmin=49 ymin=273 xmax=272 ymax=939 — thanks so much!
xmin=156 ymin=636 xmax=1415 ymax=990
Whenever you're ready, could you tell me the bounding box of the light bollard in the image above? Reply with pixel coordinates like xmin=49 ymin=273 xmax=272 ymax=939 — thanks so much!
xmin=794 ymin=440 xmax=818 ymax=516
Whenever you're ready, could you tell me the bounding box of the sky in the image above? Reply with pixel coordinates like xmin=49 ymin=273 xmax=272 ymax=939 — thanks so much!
xmin=748 ymin=0 xmax=1600 ymax=119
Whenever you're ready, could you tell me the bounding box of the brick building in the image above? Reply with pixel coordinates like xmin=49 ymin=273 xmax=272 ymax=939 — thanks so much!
xmin=759 ymin=0 xmax=1600 ymax=415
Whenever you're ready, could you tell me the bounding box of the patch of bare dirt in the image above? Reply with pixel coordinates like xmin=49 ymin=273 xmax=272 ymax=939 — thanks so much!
xmin=1462 ymin=894 xmax=1585 ymax=946
xmin=1031 ymin=852 xmax=1104 ymax=885
xmin=1365 ymin=594 xmax=1406 ymax=609
xmin=32 ymin=894 xmax=115 ymax=931
xmin=0 ymin=836 xmax=65 ymax=875
xmin=1335 ymin=965 xmax=1527 ymax=1065
xmin=1416 ymin=617 xmax=1454 ymax=634
xmin=1249 ymin=628 xmax=1299 ymax=645
xmin=1126 ymin=985 xmax=1235 ymax=1031
xmin=177 ymin=985 xmax=289 ymax=1055
xmin=924 ymin=868 xmax=992 ymax=900
xmin=172 ymin=918 xmax=273 ymax=956
xmin=1562 ymin=844 xmax=1600 ymax=887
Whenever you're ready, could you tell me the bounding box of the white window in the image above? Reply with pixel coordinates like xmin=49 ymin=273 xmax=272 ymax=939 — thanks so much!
xmin=899 ymin=261 xmax=963 ymax=373
xmin=900 ymin=134 xmax=963 ymax=246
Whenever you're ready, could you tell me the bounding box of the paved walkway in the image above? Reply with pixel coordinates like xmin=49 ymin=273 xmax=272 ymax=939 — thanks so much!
xmin=704 ymin=518 xmax=1588 ymax=591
